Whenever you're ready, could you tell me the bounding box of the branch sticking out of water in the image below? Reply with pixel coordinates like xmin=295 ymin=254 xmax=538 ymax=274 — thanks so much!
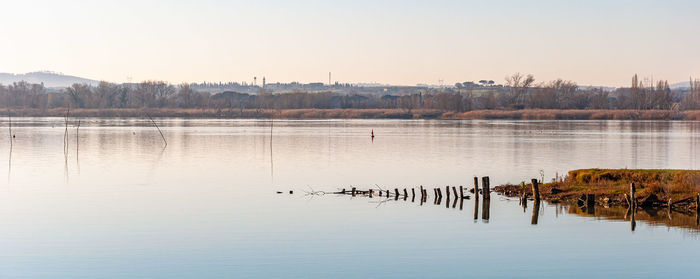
xmin=146 ymin=113 xmax=167 ymax=148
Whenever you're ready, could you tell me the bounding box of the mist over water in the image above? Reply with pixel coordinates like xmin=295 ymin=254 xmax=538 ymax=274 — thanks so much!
xmin=1 ymin=118 xmax=699 ymax=278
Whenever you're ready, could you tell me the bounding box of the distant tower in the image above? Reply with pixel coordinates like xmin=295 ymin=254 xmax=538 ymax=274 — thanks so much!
xmin=254 ymin=76 xmax=257 ymax=86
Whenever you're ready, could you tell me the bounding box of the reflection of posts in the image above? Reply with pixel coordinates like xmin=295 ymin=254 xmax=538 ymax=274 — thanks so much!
xmin=482 ymin=195 xmax=490 ymax=221
xmin=531 ymin=200 xmax=540 ymax=225
xmin=474 ymin=195 xmax=479 ymax=220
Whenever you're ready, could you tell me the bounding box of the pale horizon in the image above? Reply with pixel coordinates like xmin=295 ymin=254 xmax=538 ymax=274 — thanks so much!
xmin=1 ymin=0 xmax=699 ymax=87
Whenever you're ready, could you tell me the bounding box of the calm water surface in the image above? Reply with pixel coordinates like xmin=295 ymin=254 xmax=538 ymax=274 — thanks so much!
xmin=0 ymin=118 xmax=699 ymax=278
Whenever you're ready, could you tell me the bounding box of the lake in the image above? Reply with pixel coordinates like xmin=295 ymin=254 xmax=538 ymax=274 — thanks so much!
xmin=1 ymin=118 xmax=699 ymax=278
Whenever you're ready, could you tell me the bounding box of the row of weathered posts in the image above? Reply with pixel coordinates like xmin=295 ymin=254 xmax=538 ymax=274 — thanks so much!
xmin=336 ymin=176 xmax=493 ymax=220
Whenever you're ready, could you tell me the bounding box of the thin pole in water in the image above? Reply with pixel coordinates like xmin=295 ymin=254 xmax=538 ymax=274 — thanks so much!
xmin=7 ymin=108 xmax=12 ymax=147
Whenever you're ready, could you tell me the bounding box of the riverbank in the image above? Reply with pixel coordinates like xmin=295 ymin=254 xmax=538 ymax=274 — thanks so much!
xmin=3 ymin=108 xmax=700 ymax=120
xmin=495 ymin=169 xmax=700 ymax=212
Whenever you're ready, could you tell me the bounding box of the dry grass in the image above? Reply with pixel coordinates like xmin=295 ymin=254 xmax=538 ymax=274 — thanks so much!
xmin=2 ymin=108 xmax=700 ymax=120
xmin=547 ymin=169 xmax=700 ymax=200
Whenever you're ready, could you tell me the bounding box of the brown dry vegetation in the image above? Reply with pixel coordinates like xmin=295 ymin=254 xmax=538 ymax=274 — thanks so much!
xmin=4 ymin=108 xmax=700 ymax=120
xmin=496 ymin=169 xmax=700 ymax=210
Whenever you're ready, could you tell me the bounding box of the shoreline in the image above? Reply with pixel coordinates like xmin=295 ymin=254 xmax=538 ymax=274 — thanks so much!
xmin=2 ymin=108 xmax=700 ymax=120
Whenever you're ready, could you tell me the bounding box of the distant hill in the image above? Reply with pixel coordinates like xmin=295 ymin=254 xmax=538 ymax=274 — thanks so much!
xmin=670 ymin=81 xmax=691 ymax=89
xmin=0 ymin=71 xmax=99 ymax=88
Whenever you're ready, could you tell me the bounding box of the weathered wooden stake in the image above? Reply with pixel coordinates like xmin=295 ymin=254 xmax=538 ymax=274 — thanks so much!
xmin=531 ymin=179 xmax=540 ymax=202
xmin=630 ymin=183 xmax=636 ymax=208
xmin=403 ymin=188 xmax=408 ymax=197
xmin=452 ymin=186 xmax=458 ymax=198
xmin=386 ymin=190 xmax=390 ymax=197
xmin=411 ymin=188 xmax=416 ymax=198
xmin=351 ymin=187 xmax=356 ymax=196
xmin=394 ymin=188 xmax=399 ymax=197
xmin=445 ymin=186 xmax=450 ymax=199
xmin=474 ymin=177 xmax=479 ymax=194
xmin=341 ymin=188 xmax=346 ymax=194
xmin=437 ymin=188 xmax=443 ymax=198
xmin=459 ymin=186 xmax=464 ymax=199
xmin=368 ymin=189 xmax=374 ymax=198
xmin=482 ymin=176 xmax=490 ymax=200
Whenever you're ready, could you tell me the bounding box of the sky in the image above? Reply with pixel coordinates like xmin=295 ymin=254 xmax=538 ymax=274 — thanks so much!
xmin=1 ymin=0 xmax=699 ymax=86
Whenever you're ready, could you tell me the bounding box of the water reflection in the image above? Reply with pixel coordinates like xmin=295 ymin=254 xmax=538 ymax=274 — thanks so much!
xmin=531 ymin=200 xmax=540 ymax=225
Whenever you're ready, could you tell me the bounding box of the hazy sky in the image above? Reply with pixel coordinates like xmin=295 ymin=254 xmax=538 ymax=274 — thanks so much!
xmin=1 ymin=0 xmax=699 ymax=86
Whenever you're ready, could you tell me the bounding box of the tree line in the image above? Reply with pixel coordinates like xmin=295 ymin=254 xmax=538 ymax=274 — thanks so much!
xmin=1 ymin=74 xmax=699 ymax=112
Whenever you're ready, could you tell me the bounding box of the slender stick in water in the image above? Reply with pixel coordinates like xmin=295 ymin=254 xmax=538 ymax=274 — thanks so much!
xmin=76 ymin=119 xmax=80 ymax=169
xmin=147 ymin=114 xmax=167 ymax=147
xmin=64 ymin=109 xmax=69 ymax=154
xmin=7 ymin=108 xmax=12 ymax=147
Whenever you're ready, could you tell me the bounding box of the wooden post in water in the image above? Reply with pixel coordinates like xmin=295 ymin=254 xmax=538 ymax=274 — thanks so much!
xmin=394 ymin=188 xmax=399 ymax=197
xmin=403 ymin=188 xmax=408 ymax=197
xmin=386 ymin=190 xmax=390 ymax=197
xmin=341 ymin=188 xmax=346 ymax=194
xmin=459 ymin=186 xmax=464 ymax=199
xmin=482 ymin=177 xmax=490 ymax=200
xmin=411 ymin=188 xmax=416 ymax=198
xmin=445 ymin=186 xmax=450 ymax=199
xmin=351 ymin=187 xmax=356 ymax=196
xmin=531 ymin=179 xmax=540 ymax=202
xmin=474 ymin=177 xmax=479 ymax=195
xmin=630 ymin=183 xmax=636 ymax=208
xmin=452 ymin=186 xmax=458 ymax=199
xmin=369 ymin=189 xmax=373 ymax=198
